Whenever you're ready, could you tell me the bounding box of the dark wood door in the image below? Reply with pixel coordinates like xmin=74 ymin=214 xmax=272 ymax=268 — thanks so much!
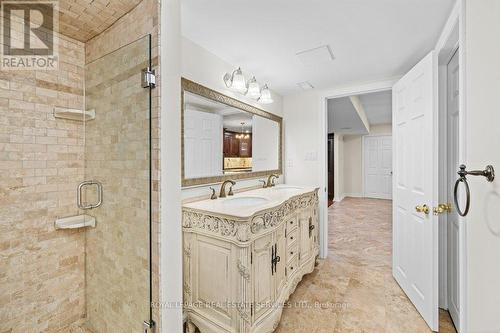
xmin=328 ymin=133 xmax=334 ymax=201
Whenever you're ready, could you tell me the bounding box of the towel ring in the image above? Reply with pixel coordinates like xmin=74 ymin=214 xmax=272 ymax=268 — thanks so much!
xmin=454 ymin=177 xmax=470 ymax=217
xmin=453 ymin=164 xmax=495 ymax=217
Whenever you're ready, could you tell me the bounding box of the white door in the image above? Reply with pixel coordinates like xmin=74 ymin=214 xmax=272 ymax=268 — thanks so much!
xmin=184 ymin=109 xmax=223 ymax=178
xmin=392 ymin=51 xmax=438 ymax=331
xmin=462 ymin=2 xmax=500 ymax=330
xmin=446 ymin=49 xmax=460 ymax=331
xmin=364 ymin=135 xmax=393 ymax=199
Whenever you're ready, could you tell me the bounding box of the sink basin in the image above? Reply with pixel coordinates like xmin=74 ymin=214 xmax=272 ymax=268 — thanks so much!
xmin=222 ymin=196 xmax=270 ymax=207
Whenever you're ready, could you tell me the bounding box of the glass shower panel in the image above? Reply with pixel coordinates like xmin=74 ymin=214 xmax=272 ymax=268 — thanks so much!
xmin=83 ymin=36 xmax=152 ymax=333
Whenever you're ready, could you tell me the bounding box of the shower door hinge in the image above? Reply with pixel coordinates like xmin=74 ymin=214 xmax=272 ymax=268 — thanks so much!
xmin=143 ymin=319 xmax=155 ymax=333
xmin=142 ymin=68 xmax=156 ymax=88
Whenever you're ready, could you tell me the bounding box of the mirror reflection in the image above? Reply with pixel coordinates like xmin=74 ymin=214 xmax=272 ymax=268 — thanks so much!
xmin=183 ymin=89 xmax=280 ymax=182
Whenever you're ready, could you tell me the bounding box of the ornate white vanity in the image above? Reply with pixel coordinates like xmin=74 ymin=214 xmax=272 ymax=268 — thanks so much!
xmin=182 ymin=185 xmax=319 ymax=333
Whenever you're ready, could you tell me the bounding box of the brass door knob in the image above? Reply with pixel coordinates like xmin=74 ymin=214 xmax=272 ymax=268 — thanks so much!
xmin=433 ymin=203 xmax=452 ymax=215
xmin=415 ymin=204 xmax=430 ymax=215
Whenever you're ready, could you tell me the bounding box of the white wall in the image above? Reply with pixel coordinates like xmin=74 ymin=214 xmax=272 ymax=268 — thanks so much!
xmin=181 ymin=37 xmax=284 ymax=200
xmin=343 ymin=135 xmax=362 ymax=196
xmin=160 ymin=0 xmax=183 ymax=331
xmin=283 ymin=91 xmax=322 ymax=187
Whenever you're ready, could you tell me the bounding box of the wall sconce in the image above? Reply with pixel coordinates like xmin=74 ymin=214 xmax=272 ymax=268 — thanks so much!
xmin=223 ymin=67 xmax=273 ymax=104
xmin=246 ymin=76 xmax=261 ymax=99
xmin=223 ymin=67 xmax=247 ymax=93
xmin=259 ymin=84 xmax=274 ymax=104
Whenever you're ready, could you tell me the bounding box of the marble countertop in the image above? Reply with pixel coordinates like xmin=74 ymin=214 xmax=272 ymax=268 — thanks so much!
xmin=182 ymin=185 xmax=319 ymax=219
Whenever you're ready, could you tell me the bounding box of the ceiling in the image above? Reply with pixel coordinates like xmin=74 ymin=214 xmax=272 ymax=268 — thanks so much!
xmin=58 ymin=0 xmax=142 ymax=42
xmin=181 ymin=0 xmax=455 ymax=95
xmin=359 ymin=90 xmax=392 ymax=125
xmin=328 ymin=90 xmax=392 ymax=135
xmin=328 ymin=97 xmax=367 ymax=135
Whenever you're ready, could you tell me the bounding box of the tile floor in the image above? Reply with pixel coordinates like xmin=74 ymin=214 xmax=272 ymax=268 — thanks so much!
xmin=276 ymin=197 xmax=457 ymax=333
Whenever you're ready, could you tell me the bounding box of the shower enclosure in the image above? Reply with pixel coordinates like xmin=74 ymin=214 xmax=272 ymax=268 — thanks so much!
xmin=80 ymin=35 xmax=154 ymax=332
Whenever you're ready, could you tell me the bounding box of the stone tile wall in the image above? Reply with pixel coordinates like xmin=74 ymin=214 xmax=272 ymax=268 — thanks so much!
xmin=0 ymin=33 xmax=87 ymax=332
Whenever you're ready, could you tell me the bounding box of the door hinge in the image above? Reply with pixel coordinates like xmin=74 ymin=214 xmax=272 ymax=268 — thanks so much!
xmin=250 ymin=252 xmax=253 ymax=265
xmin=141 ymin=67 xmax=156 ymax=88
xmin=285 ymin=267 xmax=287 ymax=276
xmin=285 ymin=229 xmax=287 ymax=237
xmin=143 ymin=320 xmax=155 ymax=333
xmin=299 ymin=252 xmax=301 ymax=260
xmin=251 ymin=304 xmax=253 ymax=317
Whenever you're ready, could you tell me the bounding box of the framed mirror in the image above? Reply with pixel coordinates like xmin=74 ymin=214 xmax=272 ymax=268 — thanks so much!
xmin=181 ymin=78 xmax=282 ymax=187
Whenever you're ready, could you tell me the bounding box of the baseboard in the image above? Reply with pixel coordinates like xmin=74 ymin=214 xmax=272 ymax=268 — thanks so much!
xmin=343 ymin=192 xmax=364 ymax=198
xmin=333 ymin=195 xmax=345 ymax=202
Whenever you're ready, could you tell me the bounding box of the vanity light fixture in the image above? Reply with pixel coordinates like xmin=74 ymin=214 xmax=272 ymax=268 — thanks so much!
xmin=223 ymin=67 xmax=274 ymax=104
xmin=259 ymin=84 xmax=274 ymax=104
xmin=223 ymin=67 xmax=247 ymax=93
xmin=246 ymin=76 xmax=261 ymax=99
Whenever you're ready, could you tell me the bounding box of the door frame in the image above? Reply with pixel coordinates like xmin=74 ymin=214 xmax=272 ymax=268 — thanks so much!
xmin=318 ymin=80 xmax=398 ymax=258
xmin=362 ymin=134 xmax=393 ymax=200
xmin=435 ymin=1 xmax=467 ymax=331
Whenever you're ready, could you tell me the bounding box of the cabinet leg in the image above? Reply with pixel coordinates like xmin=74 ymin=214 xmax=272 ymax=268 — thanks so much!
xmin=186 ymin=320 xmax=197 ymax=333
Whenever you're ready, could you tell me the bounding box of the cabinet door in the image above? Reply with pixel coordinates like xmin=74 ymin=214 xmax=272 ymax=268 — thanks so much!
xmin=299 ymin=210 xmax=312 ymax=263
xmin=230 ymin=136 xmax=240 ymax=157
xmin=275 ymin=223 xmax=287 ymax=297
xmin=253 ymin=233 xmax=274 ymax=321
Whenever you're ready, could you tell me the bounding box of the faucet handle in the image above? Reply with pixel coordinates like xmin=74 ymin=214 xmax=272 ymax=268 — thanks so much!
xmin=259 ymin=180 xmax=267 ymax=188
xmin=209 ymin=187 xmax=217 ymax=200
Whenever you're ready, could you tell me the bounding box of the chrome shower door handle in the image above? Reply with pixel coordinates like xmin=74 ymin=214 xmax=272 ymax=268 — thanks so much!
xmin=77 ymin=180 xmax=103 ymax=209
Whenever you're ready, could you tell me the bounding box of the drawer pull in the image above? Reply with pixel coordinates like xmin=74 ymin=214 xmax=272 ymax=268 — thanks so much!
xmin=290 ymin=266 xmax=294 ymax=271
xmin=290 ymin=251 xmax=294 ymax=255
xmin=290 ymin=236 xmax=294 ymax=240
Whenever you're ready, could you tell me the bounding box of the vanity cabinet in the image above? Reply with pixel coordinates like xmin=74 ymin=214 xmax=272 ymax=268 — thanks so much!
xmin=182 ymin=189 xmax=319 ymax=333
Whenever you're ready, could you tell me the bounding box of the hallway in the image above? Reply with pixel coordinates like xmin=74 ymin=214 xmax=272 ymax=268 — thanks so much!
xmin=276 ymin=197 xmax=456 ymax=333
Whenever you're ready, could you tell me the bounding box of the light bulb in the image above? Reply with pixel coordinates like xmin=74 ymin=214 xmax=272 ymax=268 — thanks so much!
xmin=259 ymin=84 xmax=273 ymax=104
xmin=246 ymin=76 xmax=261 ymax=99
xmin=231 ymin=68 xmax=247 ymax=93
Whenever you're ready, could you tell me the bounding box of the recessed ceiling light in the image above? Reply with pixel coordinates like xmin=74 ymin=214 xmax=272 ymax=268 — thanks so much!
xmin=297 ymin=81 xmax=314 ymax=90
xmin=296 ymin=45 xmax=335 ymax=66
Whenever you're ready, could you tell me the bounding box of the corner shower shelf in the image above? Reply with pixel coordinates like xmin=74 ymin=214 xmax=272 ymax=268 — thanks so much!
xmin=53 ymin=107 xmax=95 ymax=121
xmin=55 ymin=214 xmax=96 ymax=230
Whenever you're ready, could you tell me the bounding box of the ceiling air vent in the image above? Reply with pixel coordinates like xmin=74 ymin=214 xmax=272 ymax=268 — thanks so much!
xmin=297 ymin=81 xmax=314 ymax=90
xmin=296 ymin=45 xmax=335 ymax=66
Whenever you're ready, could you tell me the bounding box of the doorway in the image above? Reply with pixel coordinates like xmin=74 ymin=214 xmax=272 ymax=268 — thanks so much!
xmin=328 ymin=133 xmax=335 ymax=206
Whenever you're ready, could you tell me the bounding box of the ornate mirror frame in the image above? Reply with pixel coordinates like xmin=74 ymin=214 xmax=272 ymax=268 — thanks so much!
xmin=181 ymin=78 xmax=283 ymax=187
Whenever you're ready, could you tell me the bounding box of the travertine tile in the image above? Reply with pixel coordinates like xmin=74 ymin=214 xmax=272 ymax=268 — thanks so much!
xmin=275 ymin=198 xmax=457 ymax=333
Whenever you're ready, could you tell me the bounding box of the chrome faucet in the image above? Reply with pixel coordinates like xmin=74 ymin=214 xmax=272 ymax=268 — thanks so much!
xmin=220 ymin=180 xmax=236 ymax=198
xmin=266 ymin=174 xmax=279 ymax=187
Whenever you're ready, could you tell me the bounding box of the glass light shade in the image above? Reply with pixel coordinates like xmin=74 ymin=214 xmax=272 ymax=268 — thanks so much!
xmin=246 ymin=77 xmax=261 ymax=99
xmin=259 ymin=84 xmax=273 ymax=104
xmin=231 ymin=68 xmax=247 ymax=93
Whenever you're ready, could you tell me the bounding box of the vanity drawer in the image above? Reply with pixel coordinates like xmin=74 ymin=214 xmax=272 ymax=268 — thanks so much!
xmin=286 ymin=228 xmax=298 ymax=248
xmin=287 ymin=254 xmax=299 ymax=276
xmin=287 ymin=216 xmax=298 ymax=232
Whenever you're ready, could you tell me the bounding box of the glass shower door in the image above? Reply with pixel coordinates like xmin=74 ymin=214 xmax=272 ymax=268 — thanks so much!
xmin=82 ymin=35 xmax=153 ymax=333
